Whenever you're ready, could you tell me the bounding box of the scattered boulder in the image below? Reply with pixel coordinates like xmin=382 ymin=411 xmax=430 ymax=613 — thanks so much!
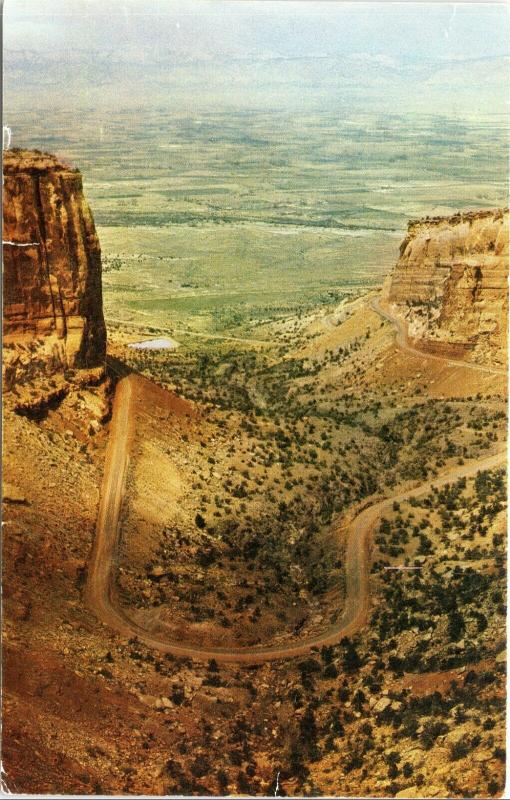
xmin=444 ymin=727 xmax=467 ymax=746
xmin=396 ymin=788 xmax=423 ymax=799
xmin=402 ymin=747 xmax=425 ymax=769
xmin=88 ymin=420 xmax=101 ymax=436
xmin=62 ymin=559 xmax=85 ymax=579
xmin=155 ymin=696 xmax=173 ymax=710
xmin=149 ymin=565 xmax=167 ymax=579
xmin=474 ymin=750 xmax=493 ymax=763
xmin=372 ymin=697 xmax=392 ymax=714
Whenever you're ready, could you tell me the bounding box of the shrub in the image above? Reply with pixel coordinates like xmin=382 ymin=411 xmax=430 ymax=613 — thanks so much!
xmin=217 ymin=770 xmax=229 ymax=792
xmin=191 ymin=755 xmax=211 ymax=777
xmin=299 ymin=658 xmax=321 ymax=675
xmin=421 ymin=720 xmax=448 ymax=750
xmin=323 ymin=663 xmax=339 ymax=679
xmin=388 ymin=763 xmax=399 ymax=779
xmin=448 ymin=610 xmax=465 ymax=641
xmin=450 ymin=740 xmax=469 ymax=761
xmin=494 ymin=746 xmax=506 ymax=762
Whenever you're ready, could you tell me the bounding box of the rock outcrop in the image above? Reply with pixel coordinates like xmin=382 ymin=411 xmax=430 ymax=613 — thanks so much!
xmin=384 ymin=208 xmax=508 ymax=366
xmin=3 ymin=149 xmax=106 ymax=375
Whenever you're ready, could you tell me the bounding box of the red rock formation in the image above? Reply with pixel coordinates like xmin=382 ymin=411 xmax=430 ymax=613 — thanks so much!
xmin=385 ymin=208 xmax=508 ymax=366
xmin=2 ymin=149 xmax=106 ymax=370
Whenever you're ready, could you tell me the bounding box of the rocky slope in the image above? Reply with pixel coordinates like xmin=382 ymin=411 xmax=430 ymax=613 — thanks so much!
xmin=3 ymin=149 xmax=106 ymax=383
xmin=384 ymin=208 xmax=508 ymax=366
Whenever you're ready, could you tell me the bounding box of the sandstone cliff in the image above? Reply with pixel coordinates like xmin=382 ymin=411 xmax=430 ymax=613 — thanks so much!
xmin=3 ymin=149 xmax=106 ymax=378
xmin=384 ymin=208 xmax=508 ymax=366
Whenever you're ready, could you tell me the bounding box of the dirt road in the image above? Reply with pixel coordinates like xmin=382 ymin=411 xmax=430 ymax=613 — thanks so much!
xmin=370 ymin=296 xmax=507 ymax=376
xmin=85 ymin=378 xmax=135 ymax=636
xmin=86 ymin=300 xmax=507 ymax=663
xmin=106 ymin=315 xmax=272 ymax=347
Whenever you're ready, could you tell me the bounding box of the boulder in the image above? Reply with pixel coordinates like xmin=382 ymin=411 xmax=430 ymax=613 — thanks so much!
xmin=372 ymin=697 xmax=392 ymax=714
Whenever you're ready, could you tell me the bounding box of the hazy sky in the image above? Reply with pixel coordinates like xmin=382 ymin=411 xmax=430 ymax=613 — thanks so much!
xmin=5 ymin=1 xmax=510 ymax=62
xmin=4 ymin=1 xmax=509 ymax=115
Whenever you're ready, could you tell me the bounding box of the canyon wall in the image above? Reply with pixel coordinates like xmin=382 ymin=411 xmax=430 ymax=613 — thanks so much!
xmin=3 ymin=149 xmax=106 ymax=375
xmin=385 ymin=208 xmax=508 ymax=366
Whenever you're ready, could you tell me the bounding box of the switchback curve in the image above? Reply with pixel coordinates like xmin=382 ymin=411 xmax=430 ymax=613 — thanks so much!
xmin=85 ymin=299 xmax=507 ymax=662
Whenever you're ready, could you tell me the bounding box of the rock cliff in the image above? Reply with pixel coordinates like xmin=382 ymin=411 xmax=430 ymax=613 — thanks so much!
xmin=384 ymin=208 xmax=508 ymax=366
xmin=3 ymin=149 xmax=106 ymax=376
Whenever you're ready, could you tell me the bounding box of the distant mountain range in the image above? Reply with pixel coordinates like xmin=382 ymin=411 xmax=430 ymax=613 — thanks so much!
xmin=4 ymin=47 xmax=509 ymax=115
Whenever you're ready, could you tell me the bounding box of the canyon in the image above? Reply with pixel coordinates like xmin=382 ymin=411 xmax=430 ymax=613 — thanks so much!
xmin=1 ymin=151 xmax=507 ymax=798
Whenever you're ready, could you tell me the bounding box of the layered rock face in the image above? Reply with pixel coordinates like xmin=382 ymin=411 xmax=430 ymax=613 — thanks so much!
xmin=385 ymin=208 xmax=508 ymax=366
xmin=3 ymin=149 xmax=106 ymax=373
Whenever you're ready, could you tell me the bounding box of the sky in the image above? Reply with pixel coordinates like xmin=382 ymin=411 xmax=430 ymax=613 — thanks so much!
xmin=5 ymin=1 xmax=510 ymax=62
xmin=3 ymin=1 xmax=510 ymax=114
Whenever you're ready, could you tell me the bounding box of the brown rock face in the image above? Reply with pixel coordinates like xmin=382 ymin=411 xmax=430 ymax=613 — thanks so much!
xmin=385 ymin=208 xmax=508 ymax=366
xmin=3 ymin=149 xmax=106 ymax=370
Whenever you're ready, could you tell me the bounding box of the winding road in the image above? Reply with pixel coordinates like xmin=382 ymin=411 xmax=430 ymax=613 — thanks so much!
xmin=85 ymin=298 xmax=506 ymax=662
xmin=370 ymin=296 xmax=508 ymax=377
